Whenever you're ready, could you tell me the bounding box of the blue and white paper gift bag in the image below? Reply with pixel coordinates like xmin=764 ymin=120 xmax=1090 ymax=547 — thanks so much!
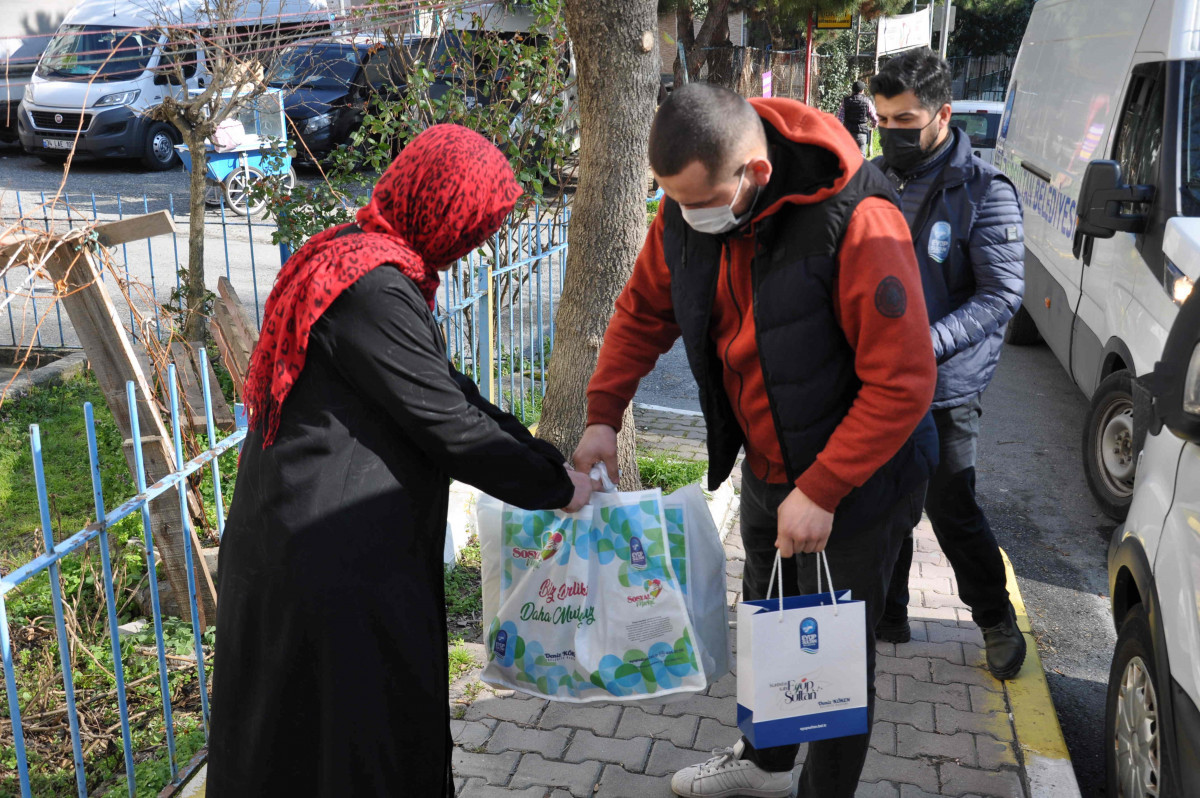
xmin=736 ymin=552 xmax=868 ymax=747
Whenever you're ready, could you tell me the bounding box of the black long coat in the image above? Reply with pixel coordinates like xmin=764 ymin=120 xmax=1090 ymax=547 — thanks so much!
xmin=206 ymin=266 xmax=574 ymax=797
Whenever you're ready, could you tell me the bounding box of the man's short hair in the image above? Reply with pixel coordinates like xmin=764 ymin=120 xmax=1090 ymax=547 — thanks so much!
xmin=869 ymin=48 xmax=952 ymax=113
xmin=649 ymin=82 xmax=765 ymax=180
xmin=852 ymin=80 xmax=866 ymax=94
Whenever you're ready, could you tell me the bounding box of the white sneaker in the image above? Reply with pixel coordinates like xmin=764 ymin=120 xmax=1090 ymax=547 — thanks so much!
xmin=670 ymin=739 xmax=795 ymax=798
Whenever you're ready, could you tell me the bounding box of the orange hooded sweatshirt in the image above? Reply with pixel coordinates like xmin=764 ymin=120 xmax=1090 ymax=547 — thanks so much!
xmin=586 ymin=98 xmax=937 ymax=513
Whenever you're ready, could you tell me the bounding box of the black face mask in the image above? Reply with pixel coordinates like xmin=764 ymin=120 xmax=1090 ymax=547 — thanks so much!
xmin=880 ymin=117 xmax=938 ymax=174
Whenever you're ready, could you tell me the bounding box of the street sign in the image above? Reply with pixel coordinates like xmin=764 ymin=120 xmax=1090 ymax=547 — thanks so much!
xmin=816 ymin=11 xmax=852 ymax=29
xmin=877 ymin=7 xmax=932 ymax=56
xmin=762 ymin=70 xmax=773 ymax=98
xmin=932 ymin=4 xmax=956 ymax=33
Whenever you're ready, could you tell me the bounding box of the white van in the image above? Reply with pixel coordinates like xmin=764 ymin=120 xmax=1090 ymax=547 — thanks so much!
xmin=18 ymin=0 xmax=328 ymax=170
xmin=1106 ymin=285 xmax=1200 ymax=796
xmin=949 ymin=99 xmax=1003 ymax=165
xmin=996 ymin=0 xmax=1200 ymax=519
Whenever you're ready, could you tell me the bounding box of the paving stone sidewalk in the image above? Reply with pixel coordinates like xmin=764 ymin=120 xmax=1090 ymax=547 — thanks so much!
xmin=446 ymin=406 xmax=1031 ymax=797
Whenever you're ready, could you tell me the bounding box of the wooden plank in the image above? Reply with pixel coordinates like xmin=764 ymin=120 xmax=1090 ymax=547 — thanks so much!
xmin=170 ymin=342 xmax=235 ymax=432
xmin=43 ymin=245 xmax=217 ymax=627
xmin=218 ymin=277 xmax=259 ymax=351
xmin=88 ymin=210 xmax=175 ymax=248
xmin=210 ymin=315 xmax=246 ymax=396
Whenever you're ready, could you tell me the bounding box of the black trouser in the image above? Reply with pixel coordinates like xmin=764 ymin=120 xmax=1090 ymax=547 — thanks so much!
xmin=883 ymin=397 xmax=1010 ymax=629
xmin=738 ymin=462 xmax=923 ymax=798
xmin=852 ymin=132 xmax=870 ymax=156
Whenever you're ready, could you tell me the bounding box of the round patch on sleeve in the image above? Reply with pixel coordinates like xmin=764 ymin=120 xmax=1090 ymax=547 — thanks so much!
xmin=874 ymin=276 xmax=907 ymax=319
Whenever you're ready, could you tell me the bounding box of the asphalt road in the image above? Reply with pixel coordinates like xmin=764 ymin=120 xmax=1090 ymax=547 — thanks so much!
xmin=637 ymin=337 xmax=1116 ymax=797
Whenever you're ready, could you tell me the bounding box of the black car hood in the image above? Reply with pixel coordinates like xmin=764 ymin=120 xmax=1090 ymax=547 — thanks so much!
xmin=283 ymin=85 xmax=350 ymax=119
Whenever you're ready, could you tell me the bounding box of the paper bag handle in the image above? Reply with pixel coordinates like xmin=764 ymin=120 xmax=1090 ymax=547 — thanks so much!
xmin=765 ymin=550 xmax=840 ymax=622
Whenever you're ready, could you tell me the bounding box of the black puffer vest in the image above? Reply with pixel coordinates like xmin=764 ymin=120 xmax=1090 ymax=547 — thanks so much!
xmin=842 ymin=94 xmax=873 ymax=137
xmin=662 ymin=159 xmax=938 ymax=530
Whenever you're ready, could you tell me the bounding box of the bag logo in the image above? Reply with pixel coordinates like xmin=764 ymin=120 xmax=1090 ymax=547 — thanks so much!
xmin=928 ymin=221 xmax=952 ymax=264
xmin=539 ymin=530 xmax=565 ymax=562
xmin=493 ymin=629 xmax=508 ymax=657
xmin=645 ymin=579 xmax=662 ymax=599
xmin=800 ymin=617 xmax=819 ymax=654
xmin=629 ymin=536 xmax=647 ymax=570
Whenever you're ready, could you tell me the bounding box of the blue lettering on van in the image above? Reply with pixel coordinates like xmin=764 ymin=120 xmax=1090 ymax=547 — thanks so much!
xmin=998 ymin=151 xmax=1078 ymax=242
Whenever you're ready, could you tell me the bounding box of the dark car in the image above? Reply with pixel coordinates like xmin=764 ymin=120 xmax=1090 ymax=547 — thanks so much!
xmin=271 ymin=41 xmax=382 ymax=164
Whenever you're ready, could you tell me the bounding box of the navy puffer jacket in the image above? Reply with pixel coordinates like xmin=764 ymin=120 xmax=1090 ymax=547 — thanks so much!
xmin=875 ymin=127 xmax=1024 ymax=409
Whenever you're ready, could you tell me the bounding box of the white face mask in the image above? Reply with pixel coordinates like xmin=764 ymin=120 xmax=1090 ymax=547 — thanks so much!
xmin=680 ymin=164 xmax=758 ymax=235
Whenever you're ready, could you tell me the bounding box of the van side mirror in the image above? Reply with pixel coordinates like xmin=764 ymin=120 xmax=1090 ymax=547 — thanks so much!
xmin=1076 ymin=160 xmax=1154 ymax=240
xmin=1145 ymin=289 xmax=1200 ymax=444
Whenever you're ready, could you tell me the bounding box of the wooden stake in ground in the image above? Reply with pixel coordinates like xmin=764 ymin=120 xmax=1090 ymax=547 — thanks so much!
xmin=2 ymin=211 xmax=219 ymax=626
xmin=536 ymin=0 xmax=661 ymax=489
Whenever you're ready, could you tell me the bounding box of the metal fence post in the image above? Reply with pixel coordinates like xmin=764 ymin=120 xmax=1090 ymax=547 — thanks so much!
xmin=477 ymin=249 xmax=494 ymax=403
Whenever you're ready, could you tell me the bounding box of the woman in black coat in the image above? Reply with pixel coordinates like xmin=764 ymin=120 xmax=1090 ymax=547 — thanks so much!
xmin=206 ymin=124 xmax=590 ymax=797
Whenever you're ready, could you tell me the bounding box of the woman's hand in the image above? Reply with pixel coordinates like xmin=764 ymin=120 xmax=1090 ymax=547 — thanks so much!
xmin=562 ymin=469 xmax=593 ymax=513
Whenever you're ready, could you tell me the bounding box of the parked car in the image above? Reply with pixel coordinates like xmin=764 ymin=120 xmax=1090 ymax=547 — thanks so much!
xmin=271 ymin=40 xmax=373 ymax=163
xmin=1106 ymin=283 xmax=1200 ymax=797
xmin=995 ymin=0 xmax=1199 ymax=519
xmin=949 ymin=99 xmax=1002 ymax=165
xmin=18 ymin=0 xmax=329 ymax=170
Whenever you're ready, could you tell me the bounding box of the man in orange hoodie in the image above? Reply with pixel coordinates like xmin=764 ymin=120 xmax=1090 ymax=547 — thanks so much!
xmin=572 ymin=83 xmax=939 ymax=798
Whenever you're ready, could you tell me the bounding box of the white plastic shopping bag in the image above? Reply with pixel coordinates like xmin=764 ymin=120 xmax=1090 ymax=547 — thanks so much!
xmin=477 ymin=469 xmax=724 ymax=702
xmin=662 ymin=484 xmax=729 ymax=684
xmin=737 ymin=552 xmax=868 ymax=747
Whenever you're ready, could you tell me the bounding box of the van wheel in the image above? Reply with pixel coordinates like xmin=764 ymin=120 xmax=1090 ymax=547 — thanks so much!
xmin=1105 ymin=604 xmax=1173 ymax=797
xmin=1004 ymin=305 xmax=1041 ymax=345
xmin=141 ymin=122 xmax=179 ymax=171
xmin=1084 ymin=371 xmax=1136 ymax=520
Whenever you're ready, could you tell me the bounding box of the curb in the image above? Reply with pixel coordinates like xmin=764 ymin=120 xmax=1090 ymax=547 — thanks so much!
xmin=1 ymin=351 xmax=88 ymax=401
xmin=999 ymin=547 xmax=1082 ymax=798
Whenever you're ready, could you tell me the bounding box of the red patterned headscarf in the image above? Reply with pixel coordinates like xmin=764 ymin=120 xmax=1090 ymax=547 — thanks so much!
xmin=243 ymin=124 xmax=523 ymax=445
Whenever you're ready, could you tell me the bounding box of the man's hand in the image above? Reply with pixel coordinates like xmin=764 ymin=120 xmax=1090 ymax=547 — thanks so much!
xmin=562 ymin=469 xmax=593 ymax=513
xmin=572 ymin=424 xmax=618 ymax=489
xmin=776 ymin=487 xmax=834 ymax=557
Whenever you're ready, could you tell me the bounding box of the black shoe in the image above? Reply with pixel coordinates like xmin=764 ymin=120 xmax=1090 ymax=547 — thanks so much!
xmin=981 ymin=605 xmax=1027 ymax=680
xmin=875 ymin=615 xmax=911 ymax=644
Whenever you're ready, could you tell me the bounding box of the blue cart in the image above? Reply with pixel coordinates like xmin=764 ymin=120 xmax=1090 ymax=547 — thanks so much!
xmin=176 ymin=88 xmax=297 ymax=217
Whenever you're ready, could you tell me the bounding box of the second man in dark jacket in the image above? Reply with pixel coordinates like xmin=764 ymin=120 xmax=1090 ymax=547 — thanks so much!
xmin=871 ymin=49 xmax=1027 ymax=680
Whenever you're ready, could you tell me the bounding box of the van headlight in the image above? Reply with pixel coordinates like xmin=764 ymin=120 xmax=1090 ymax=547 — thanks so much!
xmin=302 ymin=112 xmax=333 ymax=133
xmin=23 ymin=83 xmax=34 ymax=104
xmin=1166 ymin=259 xmax=1195 ymax=306
xmin=95 ymin=90 xmax=140 ymax=107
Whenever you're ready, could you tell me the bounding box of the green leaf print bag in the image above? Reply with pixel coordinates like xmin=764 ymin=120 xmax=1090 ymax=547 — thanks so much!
xmin=477 ymin=481 xmax=708 ymax=703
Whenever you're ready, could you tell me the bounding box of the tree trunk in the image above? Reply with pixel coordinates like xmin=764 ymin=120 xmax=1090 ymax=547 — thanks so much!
xmin=539 ymin=0 xmax=659 ymax=490
xmin=686 ymin=0 xmax=733 ymax=81
xmin=674 ymin=1 xmax=695 ymax=86
xmin=184 ymin=133 xmax=209 ymax=342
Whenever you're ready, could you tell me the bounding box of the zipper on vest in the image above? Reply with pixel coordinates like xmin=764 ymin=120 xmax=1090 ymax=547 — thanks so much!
xmin=720 ymin=238 xmax=772 ymax=482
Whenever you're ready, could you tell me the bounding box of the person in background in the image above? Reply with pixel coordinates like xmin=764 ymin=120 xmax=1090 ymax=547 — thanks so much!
xmin=206 ymin=124 xmax=590 ymax=798
xmin=838 ymin=80 xmax=878 ymax=156
xmin=870 ymin=48 xmax=1027 ymax=681
xmin=573 ymin=82 xmax=938 ymax=798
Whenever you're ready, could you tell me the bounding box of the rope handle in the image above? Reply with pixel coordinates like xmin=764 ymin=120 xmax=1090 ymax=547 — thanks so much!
xmin=765 ymin=550 xmax=840 ymax=621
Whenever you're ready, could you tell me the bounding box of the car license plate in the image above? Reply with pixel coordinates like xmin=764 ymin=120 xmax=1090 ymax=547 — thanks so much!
xmin=42 ymin=138 xmax=72 ymax=150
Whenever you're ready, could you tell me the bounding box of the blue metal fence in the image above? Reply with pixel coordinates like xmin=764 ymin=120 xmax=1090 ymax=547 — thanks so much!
xmin=1 ymin=350 xmax=240 ymax=797
xmin=1 ymin=191 xmax=572 ymax=416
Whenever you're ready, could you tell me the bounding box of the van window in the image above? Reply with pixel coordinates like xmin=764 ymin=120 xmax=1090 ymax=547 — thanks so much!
xmin=158 ymin=40 xmax=198 ymax=81
xmin=1181 ymin=61 xmax=1200 ymax=216
xmin=37 ymin=25 xmax=156 ymax=82
xmin=1111 ymin=65 xmax=1165 ymax=194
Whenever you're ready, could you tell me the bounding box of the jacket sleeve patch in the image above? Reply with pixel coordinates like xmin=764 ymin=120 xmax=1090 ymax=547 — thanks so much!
xmin=874 ymin=276 xmax=907 ymax=319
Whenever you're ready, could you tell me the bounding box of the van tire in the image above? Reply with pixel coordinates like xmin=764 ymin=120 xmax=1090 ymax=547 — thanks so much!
xmin=1105 ymin=604 xmax=1174 ymax=797
xmin=141 ymin=123 xmax=179 ymax=171
xmin=1084 ymin=370 xmax=1136 ymax=520
xmin=1004 ymin=305 xmax=1041 ymax=345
